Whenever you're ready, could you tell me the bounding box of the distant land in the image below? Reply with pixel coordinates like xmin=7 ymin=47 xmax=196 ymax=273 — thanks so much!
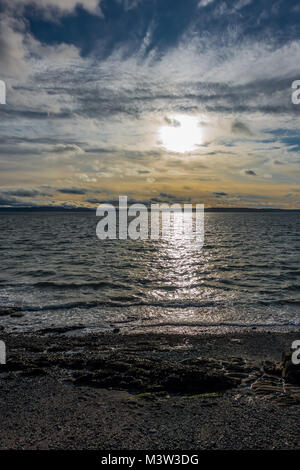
xmin=0 ymin=207 xmax=299 ymax=212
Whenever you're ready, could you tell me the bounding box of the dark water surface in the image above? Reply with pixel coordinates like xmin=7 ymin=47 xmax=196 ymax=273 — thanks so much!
xmin=0 ymin=211 xmax=299 ymax=332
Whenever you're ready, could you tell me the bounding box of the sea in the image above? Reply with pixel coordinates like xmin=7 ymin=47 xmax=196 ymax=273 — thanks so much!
xmin=0 ymin=210 xmax=299 ymax=334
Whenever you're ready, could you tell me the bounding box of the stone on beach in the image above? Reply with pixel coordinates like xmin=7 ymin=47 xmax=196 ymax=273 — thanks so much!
xmin=281 ymin=351 xmax=300 ymax=385
xmin=73 ymin=354 xmax=237 ymax=394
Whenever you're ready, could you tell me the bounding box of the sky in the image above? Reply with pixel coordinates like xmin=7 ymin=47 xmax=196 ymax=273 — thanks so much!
xmin=0 ymin=0 xmax=300 ymax=209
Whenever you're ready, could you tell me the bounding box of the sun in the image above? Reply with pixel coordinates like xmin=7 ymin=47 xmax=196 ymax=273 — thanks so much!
xmin=159 ymin=115 xmax=202 ymax=153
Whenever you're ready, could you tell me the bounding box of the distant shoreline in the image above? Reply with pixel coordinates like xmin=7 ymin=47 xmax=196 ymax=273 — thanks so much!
xmin=0 ymin=207 xmax=299 ymax=212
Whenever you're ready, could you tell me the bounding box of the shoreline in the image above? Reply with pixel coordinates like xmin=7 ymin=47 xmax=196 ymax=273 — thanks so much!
xmin=2 ymin=327 xmax=300 ymax=358
xmin=0 ymin=329 xmax=299 ymax=449
xmin=1 ymin=313 xmax=300 ymax=336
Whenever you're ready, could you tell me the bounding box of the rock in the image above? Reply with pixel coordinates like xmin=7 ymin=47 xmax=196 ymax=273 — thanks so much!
xmin=72 ymin=353 xmax=237 ymax=394
xmin=0 ymin=307 xmax=21 ymax=317
xmin=38 ymin=325 xmax=84 ymax=335
xmin=20 ymin=368 xmax=47 ymax=377
xmin=262 ymin=360 xmax=281 ymax=377
xmin=230 ymin=339 xmax=242 ymax=344
xmin=281 ymin=352 xmax=300 ymax=385
xmin=3 ymin=360 xmax=28 ymax=371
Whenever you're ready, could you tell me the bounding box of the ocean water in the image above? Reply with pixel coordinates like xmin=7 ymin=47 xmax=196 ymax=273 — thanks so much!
xmin=0 ymin=210 xmax=299 ymax=333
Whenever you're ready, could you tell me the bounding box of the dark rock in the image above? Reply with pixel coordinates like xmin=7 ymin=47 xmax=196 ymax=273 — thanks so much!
xmin=3 ymin=360 xmax=29 ymax=372
xmin=263 ymin=360 xmax=281 ymax=377
xmin=72 ymin=353 xmax=237 ymax=394
xmin=38 ymin=325 xmax=84 ymax=335
xmin=0 ymin=307 xmax=21 ymax=317
xmin=281 ymin=352 xmax=300 ymax=385
xmin=20 ymin=368 xmax=47 ymax=377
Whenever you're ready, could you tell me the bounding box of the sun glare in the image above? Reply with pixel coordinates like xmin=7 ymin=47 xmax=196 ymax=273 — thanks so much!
xmin=159 ymin=115 xmax=202 ymax=153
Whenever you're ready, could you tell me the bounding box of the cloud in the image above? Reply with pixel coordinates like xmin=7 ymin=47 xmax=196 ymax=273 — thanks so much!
xmin=231 ymin=120 xmax=253 ymax=137
xmin=85 ymin=197 xmax=103 ymax=204
xmin=0 ymin=195 xmax=20 ymax=206
xmin=51 ymin=144 xmax=84 ymax=154
xmin=3 ymin=0 xmax=103 ymax=20
xmin=77 ymin=173 xmax=97 ymax=183
xmin=0 ymin=15 xmax=29 ymax=78
xmin=45 ymin=143 xmax=85 ymax=162
xmin=164 ymin=117 xmax=181 ymax=127
xmin=213 ymin=192 xmax=228 ymax=197
xmin=117 ymin=0 xmax=142 ymax=11
xmin=159 ymin=192 xmax=177 ymax=199
xmin=2 ymin=188 xmax=48 ymax=197
xmin=244 ymin=169 xmax=257 ymax=176
xmin=0 ymin=1 xmax=299 ymax=209
xmin=0 ymin=12 xmax=81 ymax=79
xmin=198 ymin=0 xmax=215 ymax=8
xmin=57 ymin=187 xmax=88 ymax=195
xmin=234 ymin=0 xmax=252 ymax=11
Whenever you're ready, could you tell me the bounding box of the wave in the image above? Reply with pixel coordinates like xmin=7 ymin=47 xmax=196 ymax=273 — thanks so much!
xmin=0 ymin=280 xmax=132 ymax=290
xmin=258 ymin=299 xmax=300 ymax=306
xmin=19 ymin=299 xmax=217 ymax=312
xmin=12 ymin=296 xmax=300 ymax=312
xmin=123 ymin=320 xmax=300 ymax=329
xmin=34 ymin=281 xmax=130 ymax=290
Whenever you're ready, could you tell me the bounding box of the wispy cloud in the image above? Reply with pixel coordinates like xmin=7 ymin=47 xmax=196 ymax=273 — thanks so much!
xmin=198 ymin=0 xmax=215 ymax=8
